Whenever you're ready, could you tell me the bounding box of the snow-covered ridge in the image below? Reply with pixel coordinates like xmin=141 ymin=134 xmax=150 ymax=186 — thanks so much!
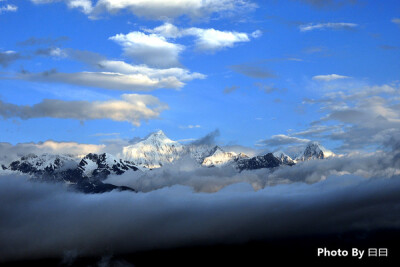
xmin=202 ymin=146 xmax=249 ymax=167
xmin=122 ymin=130 xmax=185 ymax=169
xmin=273 ymin=151 xmax=295 ymax=165
xmin=79 ymin=153 xmax=138 ymax=178
xmin=2 ymin=132 xmax=336 ymax=177
xmin=8 ymin=153 xmax=78 ymax=173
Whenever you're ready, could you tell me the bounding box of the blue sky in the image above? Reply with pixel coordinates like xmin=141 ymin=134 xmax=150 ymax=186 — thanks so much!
xmin=0 ymin=0 xmax=400 ymax=154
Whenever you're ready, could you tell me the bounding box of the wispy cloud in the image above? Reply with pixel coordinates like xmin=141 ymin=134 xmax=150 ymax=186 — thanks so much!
xmin=229 ymin=64 xmax=276 ymax=79
xmin=392 ymin=18 xmax=400 ymax=26
xmin=179 ymin=125 xmax=201 ymax=129
xmin=257 ymin=134 xmax=310 ymax=147
xmin=223 ymin=85 xmax=240 ymax=94
xmin=312 ymin=74 xmax=351 ymax=81
xmin=299 ymin=22 xmax=357 ymax=32
xmin=0 ymin=50 xmax=22 ymax=68
xmin=295 ymin=0 xmax=360 ymax=9
xmin=17 ymin=36 xmax=69 ymax=46
xmin=0 ymin=4 xmax=17 ymax=14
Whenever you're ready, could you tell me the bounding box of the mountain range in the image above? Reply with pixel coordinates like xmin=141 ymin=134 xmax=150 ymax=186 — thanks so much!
xmin=0 ymin=131 xmax=335 ymax=193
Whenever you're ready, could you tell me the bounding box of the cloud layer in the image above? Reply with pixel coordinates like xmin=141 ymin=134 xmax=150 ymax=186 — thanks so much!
xmin=0 ymin=94 xmax=168 ymax=126
xmin=0 ymin=141 xmax=105 ymax=165
xmin=1 ymin=171 xmax=400 ymax=263
xmin=16 ymin=48 xmax=205 ymax=91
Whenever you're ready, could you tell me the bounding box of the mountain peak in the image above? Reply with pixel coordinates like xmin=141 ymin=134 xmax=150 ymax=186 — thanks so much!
xmin=122 ymin=130 xmax=184 ymax=169
xmin=149 ymin=130 xmax=166 ymax=138
xmin=297 ymin=141 xmax=334 ymax=161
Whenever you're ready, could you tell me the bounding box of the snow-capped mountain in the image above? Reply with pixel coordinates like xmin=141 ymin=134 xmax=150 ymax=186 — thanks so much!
xmin=273 ymin=151 xmax=295 ymax=165
xmin=79 ymin=153 xmax=138 ymax=179
xmin=8 ymin=153 xmax=78 ymax=175
xmin=236 ymin=153 xmax=281 ymax=171
xmin=202 ymin=146 xmax=249 ymax=167
xmin=122 ymin=130 xmax=184 ymax=169
xmin=1 ymin=130 xmax=337 ymax=192
xmin=3 ymin=153 xmax=137 ymax=193
xmin=295 ymin=141 xmax=335 ymax=161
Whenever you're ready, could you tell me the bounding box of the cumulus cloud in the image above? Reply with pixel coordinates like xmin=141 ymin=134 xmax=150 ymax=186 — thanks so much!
xmin=31 ymin=0 xmax=256 ymax=20
xmin=0 ymin=94 xmax=168 ymax=126
xmin=299 ymin=22 xmax=357 ymax=32
xmin=183 ymin=27 xmax=251 ymax=51
xmin=110 ymin=32 xmax=184 ymax=68
xmin=312 ymin=74 xmax=351 ymax=81
xmin=146 ymin=23 xmax=257 ymax=52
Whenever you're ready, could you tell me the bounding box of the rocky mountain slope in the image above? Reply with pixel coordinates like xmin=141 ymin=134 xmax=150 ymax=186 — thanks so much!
xmin=0 ymin=132 xmax=336 ymax=193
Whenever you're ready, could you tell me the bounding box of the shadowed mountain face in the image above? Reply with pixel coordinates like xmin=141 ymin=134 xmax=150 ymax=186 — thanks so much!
xmin=5 ymin=153 xmax=137 ymax=194
xmin=236 ymin=153 xmax=282 ymax=171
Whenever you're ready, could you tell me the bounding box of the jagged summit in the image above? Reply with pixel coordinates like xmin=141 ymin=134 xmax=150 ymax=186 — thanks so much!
xmin=273 ymin=151 xmax=295 ymax=165
xmin=296 ymin=141 xmax=335 ymax=161
xmin=146 ymin=130 xmax=169 ymax=140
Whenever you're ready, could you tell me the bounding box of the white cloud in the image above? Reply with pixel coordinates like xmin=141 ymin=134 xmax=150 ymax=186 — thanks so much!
xmin=150 ymin=23 xmax=182 ymax=38
xmin=0 ymin=141 xmax=105 ymax=164
xmin=31 ymin=0 xmax=256 ymax=19
xmin=111 ymin=24 xmax=257 ymax=66
xmin=67 ymin=0 xmax=93 ymax=14
xmin=0 ymin=94 xmax=168 ymax=126
xmin=147 ymin=23 xmax=256 ymax=52
xmin=312 ymin=74 xmax=351 ymax=81
xmin=0 ymin=4 xmax=17 ymax=13
xmin=299 ymin=22 xmax=358 ymax=32
xmin=110 ymin=31 xmax=184 ymax=68
xmin=19 ymin=59 xmax=205 ymax=91
xmin=185 ymin=27 xmax=251 ymax=51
